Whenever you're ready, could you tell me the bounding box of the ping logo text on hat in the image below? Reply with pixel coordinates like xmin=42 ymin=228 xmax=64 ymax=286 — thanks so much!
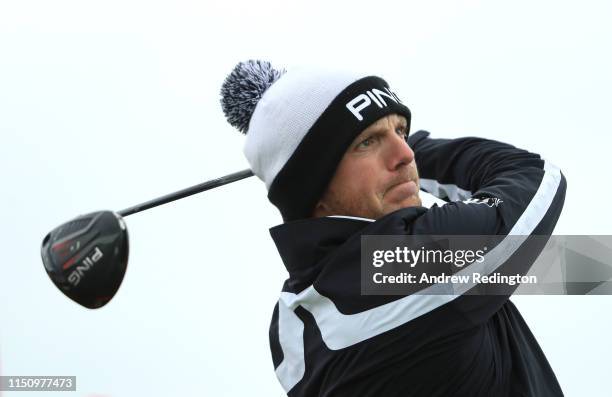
xmin=346 ymin=87 xmax=403 ymax=121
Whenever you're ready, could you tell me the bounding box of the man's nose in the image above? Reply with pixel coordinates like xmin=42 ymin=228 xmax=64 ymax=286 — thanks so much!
xmin=385 ymin=133 xmax=415 ymax=171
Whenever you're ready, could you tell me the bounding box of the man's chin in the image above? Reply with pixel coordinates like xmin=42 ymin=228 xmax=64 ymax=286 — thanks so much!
xmin=332 ymin=193 xmax=423 ymax=220
xmin=410 ymin=193 xmax=422 ymax=207
xmin=384 ymin=193 xmax=422 ymax=214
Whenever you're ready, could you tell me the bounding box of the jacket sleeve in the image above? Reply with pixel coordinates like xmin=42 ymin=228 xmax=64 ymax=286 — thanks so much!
xmin=405 ymin=130 xmax=567 ymax=325
xmin=407 ymin=130 xmax=566 ymax=235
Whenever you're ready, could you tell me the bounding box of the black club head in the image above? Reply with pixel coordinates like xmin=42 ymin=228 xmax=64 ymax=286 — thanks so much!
xmin=41 ymin=211 xmax=129 ymax=309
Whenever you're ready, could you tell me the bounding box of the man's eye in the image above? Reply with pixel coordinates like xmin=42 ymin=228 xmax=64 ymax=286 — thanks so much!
xmin=357 ymin=138 xmax=374 ymax=148
xmin=396 ymin=126 xmax=408 ymax=137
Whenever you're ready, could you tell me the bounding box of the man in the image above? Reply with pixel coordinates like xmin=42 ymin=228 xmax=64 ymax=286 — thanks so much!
xmin=221 ymin=60 xmax=566 ymax=396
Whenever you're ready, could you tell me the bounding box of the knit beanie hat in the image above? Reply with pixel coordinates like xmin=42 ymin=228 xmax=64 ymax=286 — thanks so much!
xmin=220 ymin=60 xmax=412 ymax=222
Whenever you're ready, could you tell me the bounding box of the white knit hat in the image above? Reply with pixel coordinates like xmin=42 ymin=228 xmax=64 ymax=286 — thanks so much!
xmin=220 ymin=60 xmax=412 ymax=221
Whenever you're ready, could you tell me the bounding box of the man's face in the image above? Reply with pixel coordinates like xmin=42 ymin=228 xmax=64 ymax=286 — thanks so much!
xmin=313 ymin=113 xmax=421 ymax=219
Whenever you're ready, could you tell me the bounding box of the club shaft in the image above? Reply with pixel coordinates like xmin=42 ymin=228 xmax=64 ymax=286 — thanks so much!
xmin=117 ymin=169 xmax=254 ymax=217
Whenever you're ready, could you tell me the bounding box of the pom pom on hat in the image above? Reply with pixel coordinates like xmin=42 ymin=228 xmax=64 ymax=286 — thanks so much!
xmin=220 ymin=60 xmax=285 ymax=134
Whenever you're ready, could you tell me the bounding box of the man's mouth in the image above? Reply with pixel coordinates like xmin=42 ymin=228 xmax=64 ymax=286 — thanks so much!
xmin=384 ymin=179 xmax=418 ymax=200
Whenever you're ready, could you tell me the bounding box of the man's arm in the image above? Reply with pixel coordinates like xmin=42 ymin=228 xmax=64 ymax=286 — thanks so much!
xmin=406 ymin=131 xmax=567 ymax=325
xmin=408 ymin=130 xmax=566 ymax=235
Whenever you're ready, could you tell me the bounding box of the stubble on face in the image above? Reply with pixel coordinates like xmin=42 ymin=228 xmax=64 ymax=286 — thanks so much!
xmin=317 ymin=165 xmax=421 ymax=219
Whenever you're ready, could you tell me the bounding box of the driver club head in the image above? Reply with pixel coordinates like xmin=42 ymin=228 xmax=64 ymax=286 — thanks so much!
xmin=41 ymin=211 xmax=129 ymax=309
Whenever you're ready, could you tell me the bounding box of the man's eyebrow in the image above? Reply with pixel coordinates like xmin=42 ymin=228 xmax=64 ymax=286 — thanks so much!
xmin=360 ymin=127 xmax=384 ymax=136
xmin=358 ymin=121 xmax=407 ymax=138
xmin=353 ymin=128 xmax=381 ymax=143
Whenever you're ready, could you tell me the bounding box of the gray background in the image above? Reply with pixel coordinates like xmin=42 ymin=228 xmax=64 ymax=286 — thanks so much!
xmin=1 ymin=0 xmax=610 ymax=396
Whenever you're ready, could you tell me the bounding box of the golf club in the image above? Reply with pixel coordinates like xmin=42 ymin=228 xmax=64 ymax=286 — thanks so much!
xmin=41 ymin=169 xmax=254 ymax=309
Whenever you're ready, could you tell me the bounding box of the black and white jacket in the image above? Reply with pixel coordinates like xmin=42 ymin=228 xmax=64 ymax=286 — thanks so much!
xmin=268 ymin=130 xmax=567 ymax=397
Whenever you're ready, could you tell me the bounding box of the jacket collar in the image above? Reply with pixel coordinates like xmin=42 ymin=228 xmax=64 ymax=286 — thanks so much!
xmin=269 ymin=204 xmax=431 ymax=289
xmin=269 ymin=216 xmax=371 ymax=283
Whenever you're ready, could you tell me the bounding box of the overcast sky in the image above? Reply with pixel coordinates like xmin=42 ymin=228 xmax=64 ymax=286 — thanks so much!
xmin=1 ymin=0 xmax=611 ymax=396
